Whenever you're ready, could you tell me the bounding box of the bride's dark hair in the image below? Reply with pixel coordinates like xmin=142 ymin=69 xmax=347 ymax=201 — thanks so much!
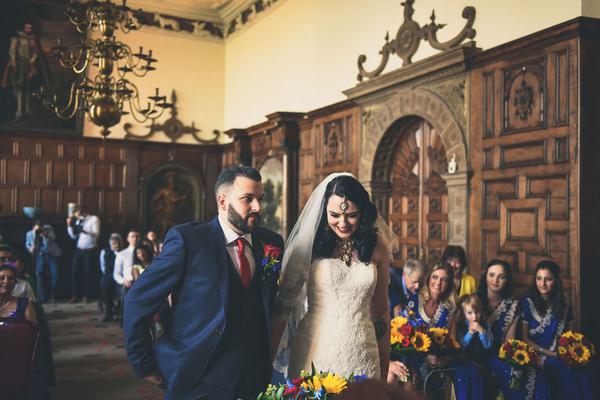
xmin=312 ymin=175 xmax=378 ymax=263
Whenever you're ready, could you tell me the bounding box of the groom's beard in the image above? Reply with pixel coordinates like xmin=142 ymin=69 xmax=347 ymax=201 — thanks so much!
xmin=227 ymin=205 xmax=260 ymax=233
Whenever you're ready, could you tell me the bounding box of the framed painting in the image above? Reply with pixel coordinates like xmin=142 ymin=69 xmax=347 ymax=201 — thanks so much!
xmin=260 ymin=157 xmax=284 ymax=235
xmin=0 ymin=0 xmax=83 ymax=135
xmin=143 ymin=166 xmax=202 ymax=239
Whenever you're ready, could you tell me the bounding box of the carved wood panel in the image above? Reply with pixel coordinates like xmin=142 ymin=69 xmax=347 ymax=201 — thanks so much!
xmin=387 ymin=119 xmax=449 ymax=268
xmin=298 ymin=102 xmax=360 ymax=211
xmin=470 ymin=37 xmax=578 ymax=302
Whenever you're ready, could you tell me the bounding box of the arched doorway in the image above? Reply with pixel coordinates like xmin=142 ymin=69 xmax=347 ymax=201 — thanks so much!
xmin=373 ymin=116 xmax=449 ymax=267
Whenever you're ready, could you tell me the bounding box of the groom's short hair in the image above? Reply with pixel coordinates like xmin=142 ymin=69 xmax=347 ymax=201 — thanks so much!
xmin=215 ymin=165 xmax=262 ymax=197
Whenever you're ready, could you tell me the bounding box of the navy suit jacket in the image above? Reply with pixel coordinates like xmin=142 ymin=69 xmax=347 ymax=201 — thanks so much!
xmin=124 ymin=217 xmax=283 ymax=400
xmin=389 ymin=267 xmax=410 ymax=318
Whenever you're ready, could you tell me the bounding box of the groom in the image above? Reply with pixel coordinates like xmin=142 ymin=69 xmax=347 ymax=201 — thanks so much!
xmin=124 ymin=165 xmax=284 ymax=400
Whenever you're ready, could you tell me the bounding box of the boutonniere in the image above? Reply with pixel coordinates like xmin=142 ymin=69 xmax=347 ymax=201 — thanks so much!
xmin=261 ymin=244 xmax=282 ymax=278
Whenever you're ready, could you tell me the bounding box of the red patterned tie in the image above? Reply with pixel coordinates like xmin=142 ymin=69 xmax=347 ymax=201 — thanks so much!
xmin=236 ymin=237 xmax=251 ymax=288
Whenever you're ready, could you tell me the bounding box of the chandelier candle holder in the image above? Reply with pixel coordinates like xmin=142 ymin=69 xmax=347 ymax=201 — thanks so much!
xmin=36 ymin=0 xmax=172 ymax=137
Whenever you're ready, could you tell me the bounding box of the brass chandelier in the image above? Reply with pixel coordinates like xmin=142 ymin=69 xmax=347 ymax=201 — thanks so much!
xmin=38 ymin=0 xmax=171 ymax=137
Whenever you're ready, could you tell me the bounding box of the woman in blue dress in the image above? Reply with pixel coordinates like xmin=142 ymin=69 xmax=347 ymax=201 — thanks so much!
xmin=405 ymin=263 xmax=456 ymax=390
xmin=478 ymin=259 xmax=524 ymax=399
xmin=407 ymin=263 xmax=455 ymax=330
xmin=520 ymin=260 xmax=595 ymax=400
xmin=0 ymin=263 xmax=37 ymax=324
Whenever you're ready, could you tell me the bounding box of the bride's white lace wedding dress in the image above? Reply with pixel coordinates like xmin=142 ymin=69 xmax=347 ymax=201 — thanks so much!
xmin=287 ymin=257 xmax=381 ymax=379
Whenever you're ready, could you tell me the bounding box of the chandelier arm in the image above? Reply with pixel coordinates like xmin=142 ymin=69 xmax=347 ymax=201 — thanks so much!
xmin=44 ymin=81 xmax=82 ymax=119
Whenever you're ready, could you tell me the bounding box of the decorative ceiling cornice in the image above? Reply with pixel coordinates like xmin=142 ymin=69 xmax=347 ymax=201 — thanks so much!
xmin=125 ymin=0 xmax=283 ymax=40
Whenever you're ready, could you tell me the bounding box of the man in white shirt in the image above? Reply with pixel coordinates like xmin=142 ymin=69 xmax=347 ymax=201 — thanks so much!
xmin=67 ymin=206 xmax=101 ymax=303
xmin=113 ymin=229 xmax=141 ymax=292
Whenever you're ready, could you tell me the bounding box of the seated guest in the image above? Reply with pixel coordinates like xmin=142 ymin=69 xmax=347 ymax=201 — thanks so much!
xmin=0 ymin=263 xmax=37 ymax=324
xmin=451 ymin=294 xmax=493 ymax=400
xmin=521 ymin=260 xmax=595 ymax=400
xmin=0 ymin=245 xmax=36 ymax=301
xmin=132 ymin=244 xmax=153 ymax=281
xmin=388 ymin=259 xmax=425 ymax=384
xmin=407 ymin=263 xmax=456 ymax=328
xmin=389 ymin=259 xmax=425 ymax=318
xmin=404 ymin=264 xmax=456 ymax=387
xmin=478 ymin=259 xmax=522 ymax=399
xmin=442 ymin=245 xmax=476 ymax=296
xmin=99 ymin=234 xmax=122 ymax=322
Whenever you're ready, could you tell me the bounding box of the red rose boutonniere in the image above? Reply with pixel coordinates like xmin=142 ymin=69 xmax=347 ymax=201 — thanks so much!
xmin=262 ymin=244 xmax=282 ymax=277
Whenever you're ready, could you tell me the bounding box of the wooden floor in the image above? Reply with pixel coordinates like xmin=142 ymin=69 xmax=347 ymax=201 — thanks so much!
xmin=45 ymin=302 xmax=162 ymax=400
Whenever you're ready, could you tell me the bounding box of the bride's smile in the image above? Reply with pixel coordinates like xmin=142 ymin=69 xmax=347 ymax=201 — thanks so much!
xmin=326 ymin=194 xmax=361 ymax=239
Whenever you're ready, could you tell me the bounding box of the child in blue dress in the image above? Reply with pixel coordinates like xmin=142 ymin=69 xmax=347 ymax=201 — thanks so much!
xmin=452 ymin=294 xmax=493 ymax=400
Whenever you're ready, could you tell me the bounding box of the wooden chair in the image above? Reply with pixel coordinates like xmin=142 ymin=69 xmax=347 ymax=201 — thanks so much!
xmin=0 ymin=319 xmax=39 ymax=400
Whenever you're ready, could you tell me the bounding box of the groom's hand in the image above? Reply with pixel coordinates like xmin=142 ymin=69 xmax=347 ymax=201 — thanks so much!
xmin=143 ymin=372 xmax=163 ymax=385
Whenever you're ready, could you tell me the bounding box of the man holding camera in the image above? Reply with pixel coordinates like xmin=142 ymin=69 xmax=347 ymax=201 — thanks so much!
xmin=67 ymin=206 xmax=100 ymax=303
xmin=26 ymin=220 xmax=62 ymax=303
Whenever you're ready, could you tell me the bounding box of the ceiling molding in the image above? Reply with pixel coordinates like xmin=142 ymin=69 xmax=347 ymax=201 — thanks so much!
xmin=125 ymin=0 xmax=285 ymax=41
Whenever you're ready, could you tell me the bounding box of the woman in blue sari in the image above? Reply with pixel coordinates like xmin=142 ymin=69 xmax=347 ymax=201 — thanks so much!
xmin=478 ymin=259 xmax=523 ymax=399
xmin=407 ymin=263 xmax=455 ymax=330
xmin=405 ymin=263 xmax=456 ymax=390
xmin=521 ymin=260 xmax=595 ymax=400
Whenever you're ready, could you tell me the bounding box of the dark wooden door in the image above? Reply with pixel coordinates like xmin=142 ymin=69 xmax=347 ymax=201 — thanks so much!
xmin=388 ymin=119 xmax=448 ymax=267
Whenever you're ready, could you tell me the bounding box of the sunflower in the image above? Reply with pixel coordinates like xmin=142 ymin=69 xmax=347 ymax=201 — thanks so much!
xmin=429 ymin=327 xmax=448 ymax=345
xmin=412 ymin=331 xmax=431 ymax=352
xmin=568 ymin=343 xmax=591 ymax=365
xmin=514 ymin=349 xmax=530 ymax=366
xmin=320 ymin=373 xmax=348 ymax=394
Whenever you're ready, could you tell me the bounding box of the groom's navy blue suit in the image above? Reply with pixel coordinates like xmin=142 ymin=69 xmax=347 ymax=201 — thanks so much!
xmin=124 ymin=217 xmax=283 ymax=400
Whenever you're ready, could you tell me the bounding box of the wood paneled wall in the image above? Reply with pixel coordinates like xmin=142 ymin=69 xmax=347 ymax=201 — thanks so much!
xmin=0 ymin=132 xmax=222 ymax=249
xmin=298 ymin=100 xmax=360 ymax=210
xmin=469 ymin=20 xmax=600 ymax=349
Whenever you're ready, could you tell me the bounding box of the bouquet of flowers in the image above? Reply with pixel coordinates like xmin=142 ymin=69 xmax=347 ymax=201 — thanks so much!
xmin=498 ymin=339 xmax=538 ymax=389
xmin=557 ymin=330 xmax=596 ymax=368
xmin=390 ymin=314 xmax=431 ymax=356
xmin=389 ymin=312 xmax=430 ymax=383
xmin=428 ymin=327 xmax=460 ymax=355
xmin=257 ymin=364 xmax=366 ymax=400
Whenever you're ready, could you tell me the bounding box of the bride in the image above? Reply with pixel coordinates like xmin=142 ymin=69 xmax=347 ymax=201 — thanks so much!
xmin=272 ymin=173 xmax=393 ymax=380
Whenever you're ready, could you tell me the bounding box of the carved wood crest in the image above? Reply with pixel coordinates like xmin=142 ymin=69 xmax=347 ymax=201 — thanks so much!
xmin=124 ymin=90 xmax=221 ymax=144
xmin=356 ymin=0 xmax=476 ymax=81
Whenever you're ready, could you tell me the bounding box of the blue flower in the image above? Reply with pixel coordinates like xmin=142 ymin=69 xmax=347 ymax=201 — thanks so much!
xmin=261 ymin=258 xmax=269 ymax=267
xmin=353 ymin=374 xmax=368 ymax=382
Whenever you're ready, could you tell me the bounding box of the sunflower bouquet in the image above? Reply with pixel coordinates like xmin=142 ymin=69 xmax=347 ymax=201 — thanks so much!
xmin=257 ymin=364 xmax=366 ymax=399
xmin=390 ymin=315 xmax=431 ymax=355
xmin=557 ymin=331 xmax=596 ymax=368
xmin=389 ymin=313 xmax=431 ymax=383
xmin=428 ymin=327 xmax=460 ymax=355
xmin=498 ymin=339 xmax=538 ymax=389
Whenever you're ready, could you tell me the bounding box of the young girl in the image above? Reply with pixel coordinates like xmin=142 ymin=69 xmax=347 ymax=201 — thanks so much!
xmin=452 ymin=294 xmax=492 ymax=400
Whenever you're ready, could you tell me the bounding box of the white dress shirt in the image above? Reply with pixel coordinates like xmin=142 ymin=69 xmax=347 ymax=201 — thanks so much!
xmin=67 ymin=215 xmax=101 ymax=250
xmin=113 ymin=246 xmax=135 ymax=285
xmin=218 ymin=215 xmax=256 ymax=278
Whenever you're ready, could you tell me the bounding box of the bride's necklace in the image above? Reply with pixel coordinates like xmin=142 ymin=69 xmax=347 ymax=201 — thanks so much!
xmin=337 ymin=239 xmax=354 ymax=267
